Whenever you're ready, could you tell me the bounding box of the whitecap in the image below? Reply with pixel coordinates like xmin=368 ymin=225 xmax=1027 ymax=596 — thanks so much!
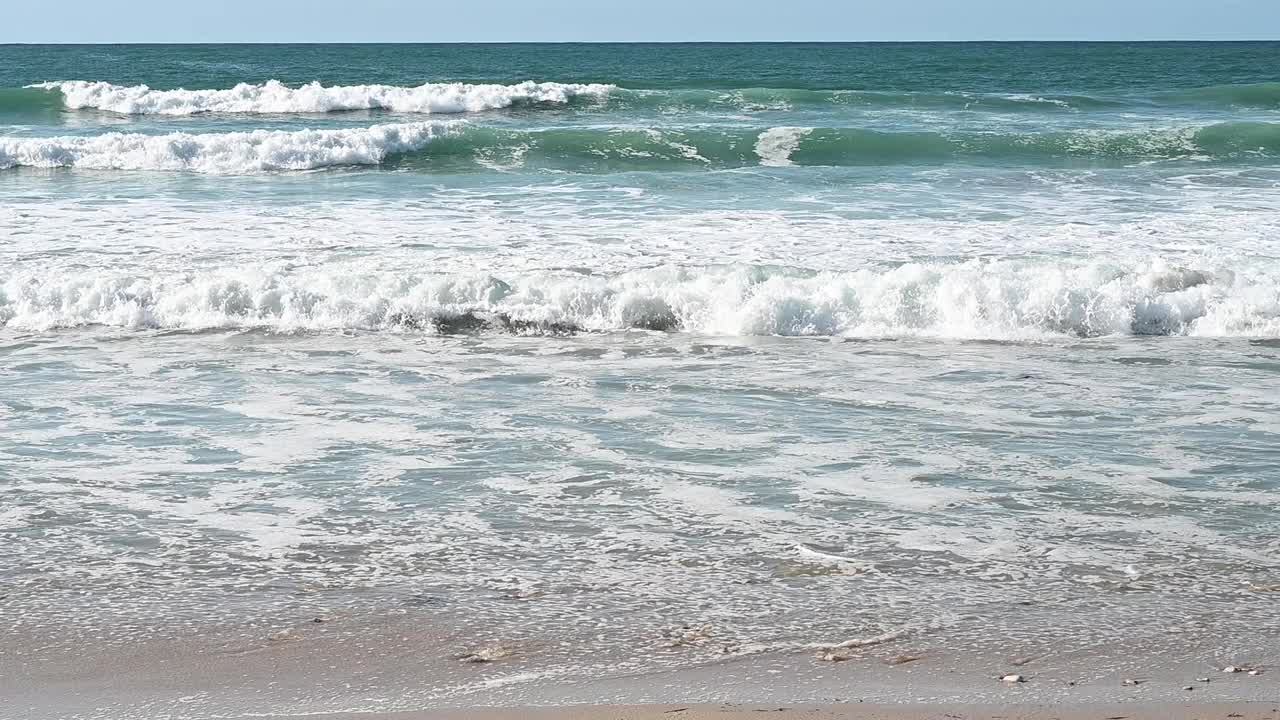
xmin=29 ymin=79 xmax=614 ymax=115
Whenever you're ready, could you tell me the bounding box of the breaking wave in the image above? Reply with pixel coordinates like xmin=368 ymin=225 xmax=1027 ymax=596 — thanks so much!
xmin=26 ymin=80 xmax=614 ymax=115
xmin=17 ymin=80 xmax=1280 ymax=116
xmin=0 ymin=121 xmax=453 ymax=173
xmin=3 ymin=261 xmax=1277 ymax=338
xmin=4 ymin=121 xmax=1277 ymax=174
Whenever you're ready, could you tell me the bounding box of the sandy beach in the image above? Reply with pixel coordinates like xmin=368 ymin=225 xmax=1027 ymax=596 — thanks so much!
xmin=5 ymin=605 xmax=1276 ymax=720
xmin=247 ymin=703 xmax=1280 ymax=720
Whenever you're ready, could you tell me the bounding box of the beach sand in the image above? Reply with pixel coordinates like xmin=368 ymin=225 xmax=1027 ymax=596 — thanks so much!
xmin=5 ymin=609 xmax=1277 ymax=720
xmin=247 ymin=702 xmax=1280 ymax=720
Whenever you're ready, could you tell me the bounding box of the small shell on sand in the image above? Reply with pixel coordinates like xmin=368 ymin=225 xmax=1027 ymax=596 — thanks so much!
xmin=885 ymin=654 xmax=924 ymax=666
xmin=1195 ymin=677 xmax=1210 ymax=682
xmin=456 ymin=645 xmax=514 ymax=663
xmin=1122 ymin=678 xmax=1142 ymax=686
xmin=816 ymin=649 xmax=854 ymax=662
xmin=1223 ymin=665 xmax=1243 ymax=673
xmin=659 ymin=624 xmax=715 ymax=649
xmin=1001 ymin=674 xmax=1026 ymax=683
xmin=1183 ymin=685 xmax=1195 ymax=691
xmin=813 ymin=629 xmax=909 ymax=662
xmin=1248 ymin=669 xmax=1263 ymax=676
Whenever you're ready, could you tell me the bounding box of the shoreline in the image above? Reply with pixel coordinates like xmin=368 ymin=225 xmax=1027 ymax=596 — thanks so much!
xmin=5 ymin=608 xmax=1277 ymax=719
xmin=246 ymin=703 xmax=1280 ymax=720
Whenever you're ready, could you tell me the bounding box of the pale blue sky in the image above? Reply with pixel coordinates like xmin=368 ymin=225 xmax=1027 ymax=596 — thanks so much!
xmin=3 ymin=0 xmax=1278 ymax=43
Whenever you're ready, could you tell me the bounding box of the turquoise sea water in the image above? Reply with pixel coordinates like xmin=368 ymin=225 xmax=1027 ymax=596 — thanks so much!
xmin=2 ymin=43 xmax=1280 ymax=716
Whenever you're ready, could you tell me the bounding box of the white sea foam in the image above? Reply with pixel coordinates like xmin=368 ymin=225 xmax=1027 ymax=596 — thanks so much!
xmin=29 ymin=80 xmax=614 ymax=115
xmin=1005 ymin=93 xmax=1074 ymax=108
xmin=0 ymin=121 xmax=451 ymax=173
xmin=2 ymin=260 xmax=1276 ymax=338
xmin=755 ymin=126 xmax=813 ymax=166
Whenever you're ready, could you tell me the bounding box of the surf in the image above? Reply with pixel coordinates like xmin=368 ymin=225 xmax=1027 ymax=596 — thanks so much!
xmin=2 ymin=260 xmax=1273 ymax=339
xmin=0 ymin=121 xmax=455 ymax=173
xmin=6 ymin=121 xmax=1277 ymax=174
xmin=26 ymin=79 xmax=615 ymax=115
xmin=25 ymin=79 xmax=1280 ymax=115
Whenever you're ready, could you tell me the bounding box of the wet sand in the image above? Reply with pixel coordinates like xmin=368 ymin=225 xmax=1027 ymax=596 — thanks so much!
xmin=5 ymin=610 xmax=1276 ymax=719
xmin=248 ymin=702 xmax=1280 ymax=720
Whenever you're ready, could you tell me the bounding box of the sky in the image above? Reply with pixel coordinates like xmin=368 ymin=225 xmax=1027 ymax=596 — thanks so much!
xmin=2 ymin=0 xmax=1278 ymax=43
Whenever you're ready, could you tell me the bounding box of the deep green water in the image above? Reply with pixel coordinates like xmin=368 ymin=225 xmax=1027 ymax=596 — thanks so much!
xmin=3 ymin=42 xmax=1279 ymax=91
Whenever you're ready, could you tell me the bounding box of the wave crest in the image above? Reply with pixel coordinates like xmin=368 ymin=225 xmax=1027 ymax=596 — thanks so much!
xmin=7 ymin=121 xmax=1277 ymax=174
xmin=2 ymin=262 xmax=1275 ymax=339
xmin=16 ymin=80 xmax=1280 ymax=117
xmin=28 ymin=80 xmax=614 ymax=115
xmin=0 ymin=121 xmax=452 ymax=173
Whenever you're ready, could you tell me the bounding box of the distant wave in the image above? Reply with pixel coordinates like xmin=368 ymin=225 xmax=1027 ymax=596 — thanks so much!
xmin=4 ymin=121 xmax=1277 ymax=174
xmin=638 ymin=81 xmax=1280 ymax=112
xmin=26 ymin=80 xmax=614 ymax=115
xmin=1159 ymin=82 xmax=1280 ymax=109
xmin=636 ymin=82 xmax=1280 ymax=112
xmin=19 ymin=80 xmax=1280 ymax=116
xmin=16 ymin=81 xmax=1116 ymax=115
xmin=394 ymin=121 xmax=1280 ymax=169
xmin=618 ymin=87 xmax=1114 ymax=112
xmin=2 ymin=261 xmax=1275 ymax=338
xmin=0 ymin=122 xmax=452 ymax=173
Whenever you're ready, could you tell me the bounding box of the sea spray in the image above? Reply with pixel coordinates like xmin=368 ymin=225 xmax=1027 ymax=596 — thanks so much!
xmin=1 ymin=260 xmax=1272 ymax=338
xmin=29 ymin=80 xmax=615 ymax=115
xmin=0 ymin=121 xmax=456 ymax=173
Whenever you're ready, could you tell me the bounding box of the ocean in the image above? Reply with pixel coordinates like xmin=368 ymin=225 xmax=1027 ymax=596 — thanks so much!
xmin=1 ymin=43 xmax=1279 ymax=717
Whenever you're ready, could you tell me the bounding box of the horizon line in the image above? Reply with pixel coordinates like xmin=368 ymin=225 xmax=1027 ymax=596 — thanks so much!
xmin=3 ymin=38 xmax=1279 ymax=46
